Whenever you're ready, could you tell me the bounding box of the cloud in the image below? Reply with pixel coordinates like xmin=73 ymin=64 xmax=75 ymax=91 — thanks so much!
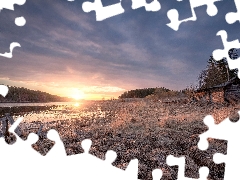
xmin=159 ymin=58 xmax=189 ymax=74
xmin=0 ymin=0 xmax=237 ymax=99
xmin=81 ymin=86 xmax=126 ymax=93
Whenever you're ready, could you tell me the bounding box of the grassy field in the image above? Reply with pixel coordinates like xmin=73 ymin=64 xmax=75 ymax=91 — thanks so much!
xmin=9 ymin=99 xmax=240 ymax=179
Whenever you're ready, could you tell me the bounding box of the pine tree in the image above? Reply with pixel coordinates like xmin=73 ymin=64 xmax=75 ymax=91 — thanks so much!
xmin=198 ymin=49 xmax=238 ymax=89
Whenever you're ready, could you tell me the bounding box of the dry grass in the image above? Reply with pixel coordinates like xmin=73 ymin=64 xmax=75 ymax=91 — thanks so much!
xmin=15 ymin=99 xmax=240 ymax=180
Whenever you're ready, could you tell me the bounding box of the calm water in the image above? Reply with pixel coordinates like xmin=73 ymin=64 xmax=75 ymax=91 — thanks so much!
xmin=0 ymin=101 xmax=106 ymax=122
xmin=0 ymin=102 xmax=75 ymax=107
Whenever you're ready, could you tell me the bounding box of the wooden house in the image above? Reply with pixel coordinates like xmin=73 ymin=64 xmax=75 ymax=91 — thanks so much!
xmin=195 ymin=77 xmax=240 ymax=103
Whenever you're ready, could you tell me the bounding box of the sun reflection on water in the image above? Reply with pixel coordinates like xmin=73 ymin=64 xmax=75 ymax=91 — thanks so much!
xmin=74 ymin=102 xmax=80 ymax=107
xmin=10 ymin=101 xmax=109 ymax=123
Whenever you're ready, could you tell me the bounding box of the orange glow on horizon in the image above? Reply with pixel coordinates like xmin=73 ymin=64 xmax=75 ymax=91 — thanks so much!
xmin=0 ymin=73 xmax=126 ymax=101
xmin=71 ymin=88 xmax=85 ymax=100
xmin=74 ymin=102 xmax=80 ymax=107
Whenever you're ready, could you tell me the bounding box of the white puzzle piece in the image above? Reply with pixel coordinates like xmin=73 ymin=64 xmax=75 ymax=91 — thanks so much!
xmin=167 ymin=0 xmax=222 ymax=31
xmin=0 ymin=42 xmax=21 ymax=58
xmin=0 ymin=0 xmax=26 ymax=58
xmin=0 ymin=0 xmax=26 ymax=11
xmin=66 ymin=139 xmax=139 ymax=180
xmin=198 ymin=114 xmax=240 ymax=180
xmin=212 ymin=30 xmax=240 ymax=77
xmin=15 ymin=16 xmax=26 ymax=26
xmin=0 ymin=116 xmax=140 ymax=180
xmin=225 ymin=0 xmax=240 ymax=24
xmin=82 ymin=0 xmax=125 ymax=21
xmin=152 ymin=169 xmax=163 ymax=180
xmin=1 ymin=0 xmax=239 ymax=179
xmin=167 ymin=155 xmax=209 ymax=180
xmin=0 ymin=85 xmax=9 ymax=97
xmin=131 ymin=0 xmax=161 ymax=12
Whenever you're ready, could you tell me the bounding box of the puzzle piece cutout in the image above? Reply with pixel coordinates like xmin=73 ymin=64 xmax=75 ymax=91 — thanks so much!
xmin=0 ymin=117 xmax=42 ymax=179
xmin=0 ymin=109 xmax=227 ymax=179
xmin=0 ymin=85 xmax=9 ymax=97
xmin=131 ymin=0 xmax=161 ymax=12
xmin=167 ymin=0 xmax=222 ymax=31
xmin=198 ymin=114 xmax=240 ymax=180
xmin=82 ymin=0 xmax=161 ymax=21
xmin=166 ymin=155 xmax=209 ymax=180
xmin=15 ymin=16 xmax=26 ymax=26
xmin=0 ymin=0 xmax=27 ymax=27
xmin=212 ymin=30 xmax=240 ymax=77
xmin=0 ymin=0 xmax=26 ymax=58
xmin=0 ymin=42 xmax=21 ymax=58
xmin=0 ymin=91 xmax=139 ymax=180
xmin=67 ymin=139 xmax=139 ymax=180
xmin=0 ymin=86 xmax=21 ymax=143
xmin=0 ymin=117 xmax=72 ymax=180
xmin=2 ymin=117 xmax=39 ymax=155
xmin=82 ymin=0 xmax=125 ymax=21
xmin=152 ymin=169 xmax=163 ymax=180
xmin=225 ymin=0 xmax=240 ymax=24
xmin=0 ymin=116 xmax=141 ymax=180
xmin=1 ymin=115 xmax=229 ymax=180
xmin=18 ymin=122 xmax=55 ymax=155
xmin=0 ymin=0 xmax=26 ymax=11
xmin=0 ymin=113 xmax=21 ymax=143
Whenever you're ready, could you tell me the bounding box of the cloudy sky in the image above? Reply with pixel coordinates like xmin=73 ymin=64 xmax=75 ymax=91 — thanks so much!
xmin=0 ymin=0 xmax=239 ymax=100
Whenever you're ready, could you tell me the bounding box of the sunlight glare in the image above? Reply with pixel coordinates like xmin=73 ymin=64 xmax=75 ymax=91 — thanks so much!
xmin=74 ymin=102 xmax=80 ymax=107
xmin=71 ymin=88 xmax=85 ymax=100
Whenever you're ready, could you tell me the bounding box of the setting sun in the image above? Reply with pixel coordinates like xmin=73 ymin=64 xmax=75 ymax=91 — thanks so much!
xmin=71 ymin=88 xmax=85 ymax=100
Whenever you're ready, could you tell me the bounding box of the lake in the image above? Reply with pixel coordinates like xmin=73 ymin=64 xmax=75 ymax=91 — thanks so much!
xmin=0 ymin=102 xmax=77 ymax=107
xmin=0 ymin=101 xmax=107 ymax=122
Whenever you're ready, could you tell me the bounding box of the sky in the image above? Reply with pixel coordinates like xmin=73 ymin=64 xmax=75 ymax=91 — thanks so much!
xmin=0 ymin=0 xmax=239 ymax=100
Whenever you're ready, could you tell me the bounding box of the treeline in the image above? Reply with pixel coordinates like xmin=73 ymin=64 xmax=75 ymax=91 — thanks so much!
xmin=0 ymin=86 xmax=71 ymax=103
xmin=119 ymin=49 xmax=239 ymax=100
xmin=118 ymin=87 xmax=188 ymax=99
xmin=118 ymin=88 xmax=156 ymax=98
xmin=198 ymin=52 xmax=238 ymax=90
